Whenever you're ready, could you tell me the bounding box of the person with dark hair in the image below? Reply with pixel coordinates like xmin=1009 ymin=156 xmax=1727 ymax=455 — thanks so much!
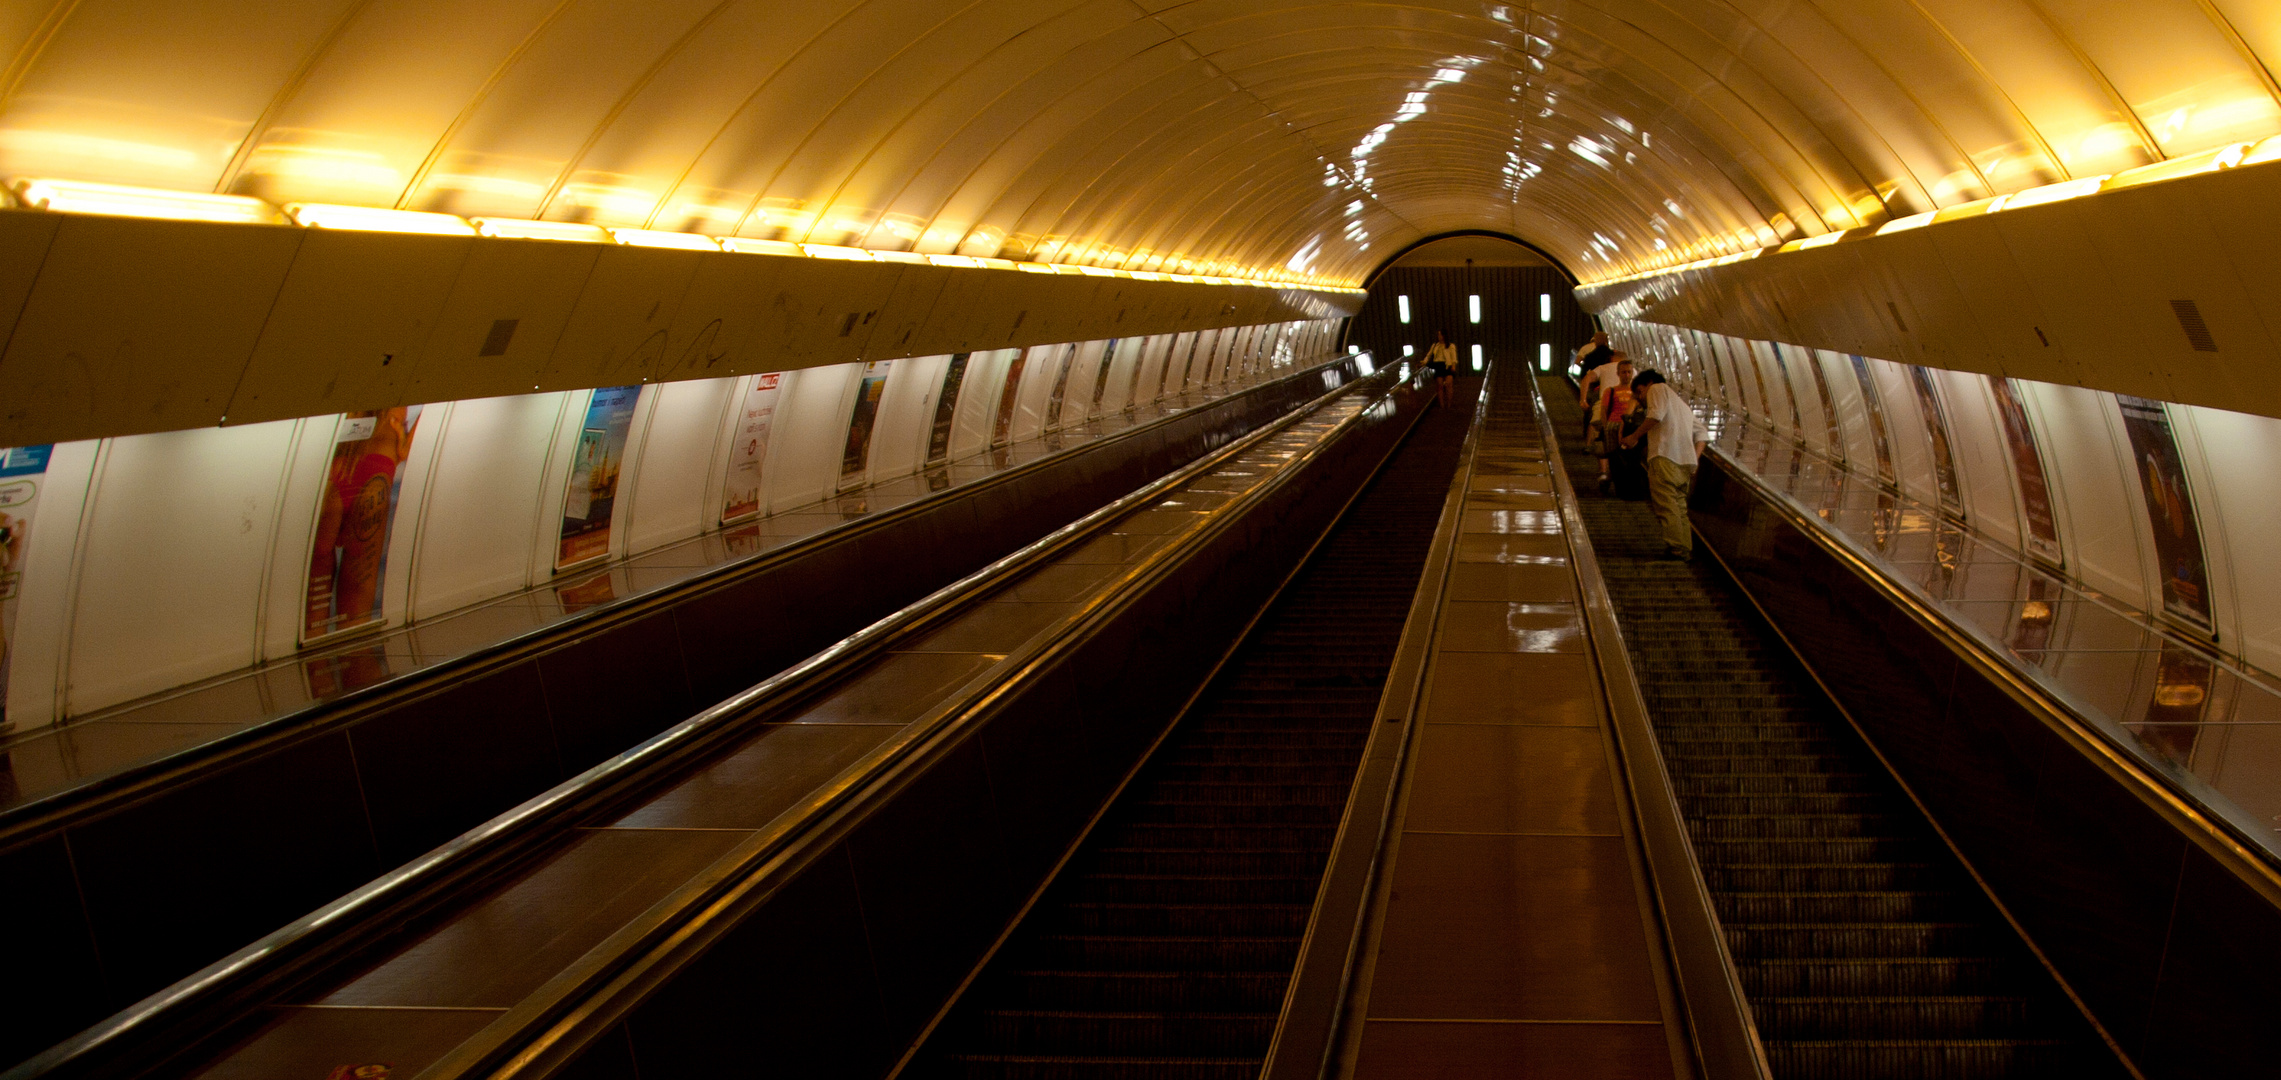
xmin=1573 ymin=331 xmax=1614 ymax=438
xmin=1423 ymin=329 xmax=1458 ymax=407
xmin=1620 ymin=369 xmax=1707 ymax=558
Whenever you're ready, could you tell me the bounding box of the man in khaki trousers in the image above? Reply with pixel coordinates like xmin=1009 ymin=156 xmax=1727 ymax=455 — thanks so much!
xmin=1619 ymin=370 xmax=1707 ymax=559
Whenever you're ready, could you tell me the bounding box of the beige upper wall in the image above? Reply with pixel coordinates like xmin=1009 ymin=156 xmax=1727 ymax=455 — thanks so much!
xmin=0 ymin=0 xmax=2275 ymax=286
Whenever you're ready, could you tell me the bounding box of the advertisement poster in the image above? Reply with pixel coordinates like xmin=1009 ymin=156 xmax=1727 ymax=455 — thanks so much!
xmin=993 ymin=348 xmax=1029 ymax=447
xmin=840 ymin=360 xmax=893 ymax=482
xmin=0 ymin=444 xmax=53 ymax=726
xmin=720 ymin=372 xmax=782 ymax=523
xmin=304 ymin=408 xmax=423 ymax=642
xmin=1043 ymin=344 xmax=1078 ymax=429
xmin=1906 ymin=366 xmax=1964 ymax=518
xmin=557 ymin=385 xmax=642 ymax=570
xmin=927 ymin=353 xmax=970 ymax=466
xmin=1089 ymin=338 xmax=1122 ymax=412
xmin=2116 ymin=395 xmax=2214 ymax=633
xmin=1848 ymin=355 xmax=1896 ymax=485
xmin=1988 ymin=376 xmax=2063 ymax=567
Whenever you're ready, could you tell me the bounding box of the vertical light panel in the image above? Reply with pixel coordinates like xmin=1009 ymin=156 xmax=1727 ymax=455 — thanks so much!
xmin=1468 ymin=295 xmax=1481 ymax=323
xmin=1540 ymin=294 xmax=1552 ymax=322
xmin=1348 ymin=344 xmax=1359 ymax=354
xmin=1471 ymin=343 xmax=1483 ymax=370
xmin=1402 ymin=344 xmax=1414 ymax=356
xmin=1397 ymin=295 xmax=1411 ymax=323
xmin=1539 ymin=343 xmax=1551 ymax=370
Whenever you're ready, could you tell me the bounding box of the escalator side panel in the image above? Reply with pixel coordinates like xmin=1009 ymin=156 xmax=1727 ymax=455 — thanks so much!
xmin=1690 ymin=456 xmax=2281 ymax=1079
xmin=0 ymin=365 xmax=1353 ymax=1073
xmin=526 ymin=384 xmax=1437 ymax=1080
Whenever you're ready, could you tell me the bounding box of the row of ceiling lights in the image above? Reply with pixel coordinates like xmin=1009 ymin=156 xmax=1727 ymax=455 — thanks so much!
xmin=2 ymin=177 xmax=1368 ymax=296
xmin=1590 ymin=135 xmax=2281 ymax=288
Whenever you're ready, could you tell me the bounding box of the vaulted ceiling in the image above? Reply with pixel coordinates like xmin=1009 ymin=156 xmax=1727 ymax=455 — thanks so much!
xmin=1 ymin=0 xmax=2272 ymax=285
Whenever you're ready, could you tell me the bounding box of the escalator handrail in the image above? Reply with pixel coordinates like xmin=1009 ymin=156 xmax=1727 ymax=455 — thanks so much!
xmin=417 ymin=367 xmax=1426 ymax=1080
xmin=1525 ymin=379 xmax=1771 ymax=1080
xmin=0 ymin=354 xmax=1359 ymax=846
xmin=1697 ymin=442 xmax=2281 ymax=913
xmin=6 ymin=361 xmax=1400 ymax=1080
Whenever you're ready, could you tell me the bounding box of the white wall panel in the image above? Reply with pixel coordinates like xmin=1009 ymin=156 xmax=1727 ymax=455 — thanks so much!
xmin=409 ymin=393 xmax=569 ymax=618
xmin=870 ymin=355 xmax=942 ymax=482
xmin=2020 ymin=381 xmax=2150 ymax=609
xmin=952 ymin=350 xmax=1008 ymax=461
xmin=66 ymin=421 xmax=299 ymax=713
xmin=767 ymin=365 xmax=857 ymax=512
xmin=624 ymin=377 xmax=737 ymax=554
xmin=2179 ymin=405 xmax=2281 ymax=672
xmin=4 ymin=440 xmax=99 ymax=729
xmin=1866 ymin=358 xmax=1937 ymax=509
xmin=1010 ymin=344 xmax=1062 ymax=444
xmin=1932 ymin=369 xmax=2022 ymax=548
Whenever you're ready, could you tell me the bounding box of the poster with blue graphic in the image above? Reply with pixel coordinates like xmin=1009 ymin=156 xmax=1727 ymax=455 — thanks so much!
xmin=558 ymin=385 xmax=643 ymax=569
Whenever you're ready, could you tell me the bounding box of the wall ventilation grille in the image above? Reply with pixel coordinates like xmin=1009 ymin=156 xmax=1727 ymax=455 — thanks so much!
xmin=2172 ymin=299 xmax=2218 ymax=352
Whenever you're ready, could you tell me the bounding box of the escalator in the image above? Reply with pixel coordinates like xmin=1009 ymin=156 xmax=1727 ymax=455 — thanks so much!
xmin=1541 ymin=378 xmax=2126 ymax=1079
xmin=908 ymin=379 xmax=1478 ymax=1079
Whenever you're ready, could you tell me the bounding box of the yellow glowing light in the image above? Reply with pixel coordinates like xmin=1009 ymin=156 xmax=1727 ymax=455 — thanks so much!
xmin=287 ymin=203 xmax=476 ymax=235
xmin=2107 ymin=142 xmax=2250 ymax=189
xmin=1999 ymin=175 xmax=2109 ymax=211
xmin=472 ymin=218 xmax=609 ymax=243
xmin=870 ymin=250 xmax=927 ymax=264
xmin=1015 ymin=261 xmax=1057 ymax=273
xmin=1876 ymin=211 xmax=1936 ymax=235
xmin=11 ymin=177 xmax=282 ymax=224
xmin=608 ymin=228 xmax=720 ymax=251
xmin=2242 ymin=133 xmax=2281 ymax=167
xmin=801 ymin=244 xmax=873 ymax=261
xmin=1050 ymin=264 xmax=1090 ymax=275
xmin=976 ymin=257 xmax=1020 ymax=271
xmin=925 ymin=253 xmax=982 ymax=268
xmin=1077 ymin=265 xmax=1122 ymax=277
xmin=721 ymin=237 xmax=802 ymax=257
xmin=1931 ymin=194 xmax=2009 ymax=224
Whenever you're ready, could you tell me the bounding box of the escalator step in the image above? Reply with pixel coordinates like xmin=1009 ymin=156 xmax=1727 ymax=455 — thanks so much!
xmin=1542 ymin=376 xmax=2125 ymax=1079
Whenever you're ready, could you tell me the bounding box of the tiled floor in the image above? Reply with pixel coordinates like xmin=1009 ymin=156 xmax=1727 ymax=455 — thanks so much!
xmin=1351 ymin=366 xmax=1679 ymax=1079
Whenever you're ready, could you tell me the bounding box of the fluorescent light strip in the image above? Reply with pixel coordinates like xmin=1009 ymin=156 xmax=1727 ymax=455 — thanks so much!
xmin=11 ymin=178 xmax=283 ymax=224
xmin=287 ymin=203 xmax=476 ymax=235
xmin=721 ymin=237 xmax=802 ymax=256
xmin=472 ymin=218 xmax=609 ymax=243
xmin=609 ymin=228 xmax=721 ymax=251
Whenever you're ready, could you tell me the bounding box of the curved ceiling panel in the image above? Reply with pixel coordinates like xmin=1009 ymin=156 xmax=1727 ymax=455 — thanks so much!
xmin=0 ymin=0 xmax=2272 ymax=284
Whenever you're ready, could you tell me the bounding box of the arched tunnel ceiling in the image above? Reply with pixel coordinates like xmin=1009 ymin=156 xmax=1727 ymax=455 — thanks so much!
xmin=0 ymin=0 xmax=2274 ymax=286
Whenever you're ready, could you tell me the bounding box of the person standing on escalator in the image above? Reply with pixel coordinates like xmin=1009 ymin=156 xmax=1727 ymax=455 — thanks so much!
xmin=1620 ymin=369 xmax=1706 ymax=559
xmin=1573 ymin=332 xmax=1615 ymax=439
xmin=1423 ymin=330 xmax=1458 ymax=407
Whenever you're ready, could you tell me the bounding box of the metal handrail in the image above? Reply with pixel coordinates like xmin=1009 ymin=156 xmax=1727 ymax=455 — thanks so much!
xmin=6 ymin=359 xmax=1400 ymax=1080
xmin=0 ymin=353 xmax=1362 ymax=845
xmin=428 ymin=366 xmax=1426 ymax=1080
xmin=1526 ymin=379 xmax=1771 ymax=1080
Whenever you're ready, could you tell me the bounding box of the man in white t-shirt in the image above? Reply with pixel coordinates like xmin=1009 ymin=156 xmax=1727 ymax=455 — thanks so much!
xmin=1620 ymin=370 xmax=1707 ymax=558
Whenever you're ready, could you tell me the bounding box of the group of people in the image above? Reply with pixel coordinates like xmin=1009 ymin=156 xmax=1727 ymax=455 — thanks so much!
xmin=1574 ymin=331 xmax=1705 ymax=560
xmin=1409 ymin=326 xmax=1703 ymax=560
